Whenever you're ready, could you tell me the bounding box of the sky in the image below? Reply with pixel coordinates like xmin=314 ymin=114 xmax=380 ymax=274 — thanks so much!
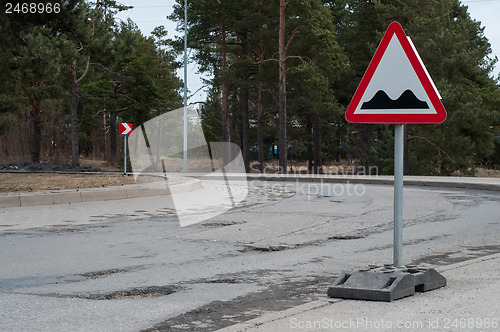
xmin=115 ymin=0 xmax=500 ymax=104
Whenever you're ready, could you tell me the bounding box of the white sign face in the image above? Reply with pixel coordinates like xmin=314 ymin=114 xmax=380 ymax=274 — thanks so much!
xmin=353 ymin=35 xmax=437 ymax=115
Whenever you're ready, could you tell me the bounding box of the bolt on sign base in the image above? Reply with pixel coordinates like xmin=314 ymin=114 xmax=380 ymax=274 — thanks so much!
xmin=327 ymin=265 xmax=446 ymax=302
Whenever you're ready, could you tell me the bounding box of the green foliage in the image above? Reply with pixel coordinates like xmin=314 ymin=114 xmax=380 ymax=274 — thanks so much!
xmin=0 ymin=0 xmax=182 ymax=164
xmin=368 ymin=126 xmax=394 ymax=175
xmin=380 ymin=0 xmax=499 ymax=174
xmin=1 ymin=0 xmax=499 ymax=174
xmin=201 ymin=89 xmax=223 ymax=144
xmin=329 ymin=0 xmax=500 ymax=175
xmin=118 ymin=55 xmax=159 ymax=124
xmin=170 ymin=0 xmax=349 ymax=170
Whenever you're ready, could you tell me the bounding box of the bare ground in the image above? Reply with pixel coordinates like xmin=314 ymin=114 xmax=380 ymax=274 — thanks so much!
xmin=1 ymin=160 xmax=498 ymax=194
xmin=0 ymin=173 xmax=136 ymax=193
xmin=474 ymin=168 xmax=500 ymax=177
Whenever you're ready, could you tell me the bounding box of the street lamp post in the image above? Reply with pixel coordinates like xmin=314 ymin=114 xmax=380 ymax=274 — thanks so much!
xmin=183 ymin=0 xmax=188 ymax=171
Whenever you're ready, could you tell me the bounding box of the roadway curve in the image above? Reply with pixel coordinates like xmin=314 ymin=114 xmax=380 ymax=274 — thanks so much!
xmin=0 ymin=181 xmax=499 ymax=331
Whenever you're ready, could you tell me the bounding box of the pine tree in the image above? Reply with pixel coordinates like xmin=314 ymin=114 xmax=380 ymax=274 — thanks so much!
xmin=375 ymin=0 xmax=500 ymax=174
xmin=331 ymin=0 xmax=500 ymax=175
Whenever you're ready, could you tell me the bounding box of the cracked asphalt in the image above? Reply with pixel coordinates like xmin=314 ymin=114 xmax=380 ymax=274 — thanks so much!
xmin=0 ymin=182 xmax=499 ymax=331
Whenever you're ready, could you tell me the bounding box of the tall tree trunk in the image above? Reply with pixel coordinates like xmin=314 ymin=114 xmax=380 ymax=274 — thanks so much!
xmin=20 ymin=83 xmax=42 ymax=163
xmin=221 ymin=49 xmax=229 ymax=142
xmin=70 ymin=1 xmax=97 ymax=166
xmin=104 ymin=111 xmax=109 ymax=162
xmin=220 ymin=4 xmax=229 ymax=143
xmin=230 ymin=90 xmax=238 ymax=143
xmin=306 ymin=122 xmax=313 ymax=173
xmin=359 ymin=125 xmax=372 ymax=171
xmin=71 ymin=56 xmax=91 ymax=167
xmin=240 ymin=30 xmax=250 ymax=173
xmin=313 ymin=117 xmax=322 ymax=174
xmin=257 ymin=96 xmax=264 ymax=173
xmin=257 ymin=0 xmax=265 ymax=173
xmin=241 ymin=84 xmax=250 ymax=172
xmin=71 ymin=59 xmax=80 ymax=167
xmin=257 ymin=80 xmax=264 ymax=174
xmin=109 ymin=111 xmax=117 ymax=163
xmin=278 ymin=0 xmax=288 ymax=174
xmin=31 ymin=107 xmax=42 ymax=163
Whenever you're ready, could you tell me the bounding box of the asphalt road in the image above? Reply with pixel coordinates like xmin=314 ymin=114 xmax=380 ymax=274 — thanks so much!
xmin=0 ymin=181 xmax=499 ymax=331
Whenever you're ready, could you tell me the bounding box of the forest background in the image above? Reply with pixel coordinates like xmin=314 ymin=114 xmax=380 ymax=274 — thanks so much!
xmin=1 ymin=0 xmax=499 ymax=175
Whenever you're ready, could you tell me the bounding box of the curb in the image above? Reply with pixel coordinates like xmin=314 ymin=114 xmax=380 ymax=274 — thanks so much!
xmin=0 ymin=178 xmax=201 ymax=208
xmin=215 ymin=300 xmax=337 ymax=332
xmin=184 ymin=173 xmax=500 ymax=192
xmin=215 ymin=252 xmax=500 ymax=332
xmin=245 ymin=174 xmax=500 ymax=192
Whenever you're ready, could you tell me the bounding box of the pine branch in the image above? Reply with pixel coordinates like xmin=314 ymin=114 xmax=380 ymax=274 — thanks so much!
xmin=76 ymin=56 xmax=91 ymax=84
xmin=408 ymin=136 xmax=456 ymax=163
xmin=284 ymin=27 xmax=301 ymax=55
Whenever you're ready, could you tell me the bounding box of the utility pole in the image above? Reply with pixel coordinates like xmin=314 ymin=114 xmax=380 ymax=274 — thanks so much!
xmin=278 ymin=0 xmax=287 ymax=174
xmin=183 ymin=0 xmax=188 ymax=171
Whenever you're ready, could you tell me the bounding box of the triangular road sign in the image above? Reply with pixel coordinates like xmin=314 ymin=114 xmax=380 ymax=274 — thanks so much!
xmin=345 ymin=22 xmax=446 ymax=124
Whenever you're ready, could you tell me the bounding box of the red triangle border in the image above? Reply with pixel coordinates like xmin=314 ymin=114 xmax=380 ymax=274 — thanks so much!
xmin=345 ymin=22 xmax=447 ymax=124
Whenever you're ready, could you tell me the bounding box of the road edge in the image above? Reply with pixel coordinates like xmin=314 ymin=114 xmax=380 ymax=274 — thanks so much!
xmin=0 ymin=177 xmax=201 ymax=208
xmin=1 ymin=174 xmax=498 ymax=208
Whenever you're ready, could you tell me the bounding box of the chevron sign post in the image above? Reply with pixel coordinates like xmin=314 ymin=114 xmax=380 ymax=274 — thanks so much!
xmin=119 ymin=123 xmax=133 ymax=174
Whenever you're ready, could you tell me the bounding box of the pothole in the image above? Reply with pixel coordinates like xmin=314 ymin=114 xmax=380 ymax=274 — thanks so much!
xmin=328 ymin=234 xmax=365 ymax=240
xmin=206 ymin=278 xmax=240 ymax=284
xmin=39 ymin=285 xmax=180 ymax=300
xmin=79 ymin=267 xmax=139 ymax=279
xmin=202 ymin=221 xmax=241 ymax=227
xmin=239 ymin=244 xmax=297 ymax=253
xmin=83 ymin=285 xmax=179 ymax=300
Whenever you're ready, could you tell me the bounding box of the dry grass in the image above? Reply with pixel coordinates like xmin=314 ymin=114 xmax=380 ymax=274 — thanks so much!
xmin=473 ymin=168 xmax=500 ymax=178
xmin=80 ymin=158 xmax=121 ymax=171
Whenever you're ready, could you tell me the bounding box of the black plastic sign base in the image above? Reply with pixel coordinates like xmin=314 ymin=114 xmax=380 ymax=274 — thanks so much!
xmin=327 ymin=265 xmax=446 ymax=302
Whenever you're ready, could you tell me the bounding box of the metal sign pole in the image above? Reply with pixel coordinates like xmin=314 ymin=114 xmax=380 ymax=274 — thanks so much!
xmin=328 ymin=23 xmax=448 ymax=302
xmin=124 ymin=135 xmax=127 ymax=175
xmin=394 ymin=124 xmax=404 ymax=267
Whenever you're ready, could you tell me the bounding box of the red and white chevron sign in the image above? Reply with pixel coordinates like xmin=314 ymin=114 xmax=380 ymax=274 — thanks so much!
xmin=119 ymin=123 xmax=133 ymax=135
